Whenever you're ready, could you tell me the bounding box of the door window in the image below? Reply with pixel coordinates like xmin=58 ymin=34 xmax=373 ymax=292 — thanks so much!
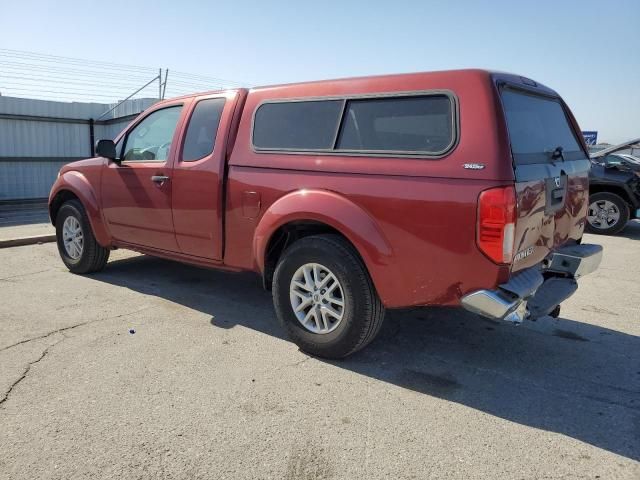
xmin=181 ymin=98 xmax=226 ymax=161
xmin=122 ymin=106 xmax=183 ymax=162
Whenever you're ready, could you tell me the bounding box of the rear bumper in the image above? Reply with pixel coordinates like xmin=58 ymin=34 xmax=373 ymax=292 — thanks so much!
xmin=461 ymin=243 xmax=603 ymax=323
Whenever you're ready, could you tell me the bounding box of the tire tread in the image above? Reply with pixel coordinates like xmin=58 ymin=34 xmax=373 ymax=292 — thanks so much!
xmin=273 ymin=234 xmax=385 ymax=358
xmin=56 ymin=199 xmax=109 ymax=274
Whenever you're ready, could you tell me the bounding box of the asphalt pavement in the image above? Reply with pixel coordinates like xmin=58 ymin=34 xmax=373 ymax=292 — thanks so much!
xmin=0 ymin=224 xmax=638 ymax=479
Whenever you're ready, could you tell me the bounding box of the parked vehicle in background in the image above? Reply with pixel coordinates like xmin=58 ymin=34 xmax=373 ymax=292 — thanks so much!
xmin=588 ymin=140 xmax=640 ymax=235
xmin=49 ymin=69 xmax=602 ymax=358
xmin=596 ymin=153 xmax=640 ymax=171
xmin=610 ymin=154 xmax=640 ymax=169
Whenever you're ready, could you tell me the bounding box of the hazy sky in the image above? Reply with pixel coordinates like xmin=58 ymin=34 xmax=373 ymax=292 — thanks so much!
xmin=1 ymin=0 xmax=638 ymax=143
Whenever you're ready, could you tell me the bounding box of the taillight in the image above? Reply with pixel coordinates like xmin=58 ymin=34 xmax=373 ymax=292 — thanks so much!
xmin=478 ymin=186 xmax=516 ymax=264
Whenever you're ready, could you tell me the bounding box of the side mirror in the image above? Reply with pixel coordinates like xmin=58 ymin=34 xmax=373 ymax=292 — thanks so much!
xmin=95 ymin=139 xmax=117 ymax=160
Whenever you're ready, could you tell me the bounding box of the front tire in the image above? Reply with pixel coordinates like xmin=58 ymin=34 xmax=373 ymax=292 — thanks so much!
xmin=55 ymin=200 xmax=110 ymax=274
xmin=272 ymin=234 xmax=385 ymax=359
xmin=585 ymin=192 xmax=629 ymax=235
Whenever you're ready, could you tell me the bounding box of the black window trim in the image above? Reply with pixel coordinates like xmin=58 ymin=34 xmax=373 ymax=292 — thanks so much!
xmin=120 ymin=103 xmax=185 ymax=164
xmin=250 ymin=89 xmax=459 ymax=159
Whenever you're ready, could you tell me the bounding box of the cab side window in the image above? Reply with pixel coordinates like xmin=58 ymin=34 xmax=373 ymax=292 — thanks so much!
xmin=122 ymin=106 xmax=182 ymax=162
xmin=182 ymin=98 xmax=226 ymax=161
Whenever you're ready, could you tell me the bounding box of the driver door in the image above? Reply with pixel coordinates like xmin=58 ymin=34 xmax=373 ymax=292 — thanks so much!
xmin=101 ymin=101 xmax=189 ymax=251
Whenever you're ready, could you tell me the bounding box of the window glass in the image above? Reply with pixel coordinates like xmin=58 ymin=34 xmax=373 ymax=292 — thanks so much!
xmin=604 ymin=155 xmax=622 ymax=165
xmin=337 ymin=96 xmax=453 ymax=153
xmin=123 ymin=106 xmax=182 ymax=161
xmin=253 ymin=100 xmax=343 ymax=150
xmin=501 ymin=90 xmax=583 ymax=164
xmin=182 ymin=98 xmax=225 ymax=161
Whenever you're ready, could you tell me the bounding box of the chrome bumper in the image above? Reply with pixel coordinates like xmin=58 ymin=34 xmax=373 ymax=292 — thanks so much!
xmin=542 ymin=243 xmax=603 ymax=279
xmin=461 ymin=243 xmax=603 ymax=323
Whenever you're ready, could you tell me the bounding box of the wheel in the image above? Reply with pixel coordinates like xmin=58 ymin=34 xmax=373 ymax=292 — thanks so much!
xmin=55 ymin=199 xmax=110 ymax=274
xmin=272 ymin=234 xmax=385 ymax=359
xmin=585 ymin=192 xmax=630 ymax=235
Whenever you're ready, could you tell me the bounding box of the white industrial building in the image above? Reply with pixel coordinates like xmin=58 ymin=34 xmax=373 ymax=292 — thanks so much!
xmin=0 ymin=96 xmax=156 ymax=201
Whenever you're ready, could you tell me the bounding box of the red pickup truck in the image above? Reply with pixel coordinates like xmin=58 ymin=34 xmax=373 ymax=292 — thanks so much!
xmin=49 ymin=69 xmax=602 ymax=358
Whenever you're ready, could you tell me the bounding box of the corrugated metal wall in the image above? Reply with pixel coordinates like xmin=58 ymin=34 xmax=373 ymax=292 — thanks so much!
xmin=0 ymin=96 xmax=156 ymax=201
xmin=0 ymin=161 xmax=69 ymax=200
xmin=0 ymin=118 xmax=90 ymax=157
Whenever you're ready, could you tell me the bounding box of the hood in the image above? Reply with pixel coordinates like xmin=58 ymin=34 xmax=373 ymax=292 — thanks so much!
xmin=590 ymin=137 xmax=640 ymax=158
xmin=60 ymin=157 xmax=105 ymax=174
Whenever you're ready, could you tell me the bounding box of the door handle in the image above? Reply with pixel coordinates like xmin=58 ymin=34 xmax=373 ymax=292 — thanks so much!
xmin=551 ymin=188 xmax=565 ymax=205
xmin=151 ymin=175 xmax=169 ymax=184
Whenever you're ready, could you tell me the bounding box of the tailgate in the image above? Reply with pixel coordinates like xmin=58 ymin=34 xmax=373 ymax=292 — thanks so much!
xmin=500 ymin=87 xmax=590 ymax=272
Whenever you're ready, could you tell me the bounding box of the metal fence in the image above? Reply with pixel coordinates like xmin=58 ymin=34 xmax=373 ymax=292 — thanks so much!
xmin=0 ymin=50 xmax=248 ymax=202
xmin=0 ymin=96 xmax=156 ymax=200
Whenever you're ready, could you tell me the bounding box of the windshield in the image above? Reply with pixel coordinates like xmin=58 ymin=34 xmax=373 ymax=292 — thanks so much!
xmin=501 ymin=89 xmax=585 ymax=165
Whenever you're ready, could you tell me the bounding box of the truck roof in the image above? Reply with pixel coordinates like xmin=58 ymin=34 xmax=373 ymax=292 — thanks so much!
xmin=160 ymin=69 xmax=557 ymax=103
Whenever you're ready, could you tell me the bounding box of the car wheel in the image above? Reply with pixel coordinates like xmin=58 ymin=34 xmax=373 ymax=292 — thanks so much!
xmin=55 ymin=199 xmax=110 ymax=274
xmin=585 ymin=192 xmax=630 ymax=235
xmin=272 ymin=234 xmax=385 ymax=359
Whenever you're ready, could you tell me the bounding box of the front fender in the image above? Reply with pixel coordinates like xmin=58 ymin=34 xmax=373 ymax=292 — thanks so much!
xmin=49 ymin=171 xmax=111 ymax=247
xmin=253 ymin=189 xmax=394 ymax=302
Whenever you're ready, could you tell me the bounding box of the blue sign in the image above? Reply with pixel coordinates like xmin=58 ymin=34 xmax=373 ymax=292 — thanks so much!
xmin=582 ymin=131 xmax=598 ymax=145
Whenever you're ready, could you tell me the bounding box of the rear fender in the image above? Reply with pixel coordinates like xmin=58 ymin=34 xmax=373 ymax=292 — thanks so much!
xmin=49 ymin=171 xmax=111 ymax=246
xmin=253 ymin=189 xmax=394 ymax=302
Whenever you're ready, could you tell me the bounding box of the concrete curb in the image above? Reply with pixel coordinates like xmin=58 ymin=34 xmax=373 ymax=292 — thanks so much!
xmin=0 ymin=234 xmax=56 ymax=249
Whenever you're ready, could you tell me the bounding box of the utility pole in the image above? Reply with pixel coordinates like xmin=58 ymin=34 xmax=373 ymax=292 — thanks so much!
xmin=96 ymin=74 xmax=161 ymax=120
xmin=162 ymin=69 xmax=169 ymax=99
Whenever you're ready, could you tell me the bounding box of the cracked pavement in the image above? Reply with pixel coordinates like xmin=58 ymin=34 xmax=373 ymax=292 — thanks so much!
xmin=0 ymin=224 xmax=639 ymax=479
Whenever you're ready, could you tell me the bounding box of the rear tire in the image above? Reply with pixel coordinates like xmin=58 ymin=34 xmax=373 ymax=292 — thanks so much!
xmin=585 ymin=192 xmax=629 ymax=235
xmin=272 ymin=234 xmax=385 ymax=359
xmin=55 ymin=200 xmax=110 ymax=274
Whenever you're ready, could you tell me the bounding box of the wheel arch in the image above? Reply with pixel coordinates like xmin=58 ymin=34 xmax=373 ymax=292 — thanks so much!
xmin=589 ymin=183 xmax=637 ymax=210
xmin=254 ymin=189 xmax=394 ymax=302
xmin=49 ymin=172 xmax=111 ymax=246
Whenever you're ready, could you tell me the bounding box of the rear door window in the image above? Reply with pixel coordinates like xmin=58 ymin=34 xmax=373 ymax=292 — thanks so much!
xmin=182 ymin=98 xmax=225 ymax=161
xmin=501 ymin=89 xmax=585 ymax=165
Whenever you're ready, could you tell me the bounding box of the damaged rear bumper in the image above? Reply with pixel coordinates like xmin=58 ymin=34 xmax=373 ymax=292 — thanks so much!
xmin=461 ymin=243 xmax=603 ymax=323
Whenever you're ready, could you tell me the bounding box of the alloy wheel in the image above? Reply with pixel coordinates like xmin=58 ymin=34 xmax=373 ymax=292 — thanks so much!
xmin=62 ymin=216 xmax=84 ymax=259
xmin=289 ymin=263 xmax=345 ymax=334
xmin=587 ymin=199 xmax=620 ymax=229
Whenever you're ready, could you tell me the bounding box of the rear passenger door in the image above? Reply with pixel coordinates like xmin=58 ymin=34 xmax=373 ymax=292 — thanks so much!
xmin=171 ymin=93 xmax=239 ymax=260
